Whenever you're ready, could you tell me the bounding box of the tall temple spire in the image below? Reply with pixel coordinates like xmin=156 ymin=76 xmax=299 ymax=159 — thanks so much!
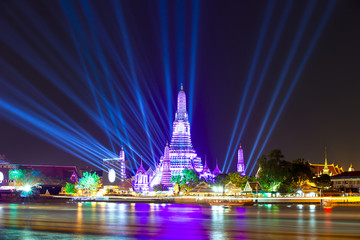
xmin=119 ymin=147 xmax=126 ymax=179
xmin=323 ymin=146 xmax=329 ymax=175
xmin=160 ymin=143 xmax=172 ymax=187
xmin=237 ymin=145 xmax=245 ymax=176
xmin=176 ymin=85 xmax=187 ymax=120
xmin=169 ymin=85 xmax=203 ymax=175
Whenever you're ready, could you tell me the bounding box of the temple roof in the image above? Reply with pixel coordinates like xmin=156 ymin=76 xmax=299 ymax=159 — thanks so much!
xmin=213 ymin=159 xmax=222 ymax=175
xmin=136 ymin=160 xmax=147 ymax=175
xmin=201 ymin=158 xmax=212 ymax=174
xmin=309 ymin=163 xmax=344 ymax=176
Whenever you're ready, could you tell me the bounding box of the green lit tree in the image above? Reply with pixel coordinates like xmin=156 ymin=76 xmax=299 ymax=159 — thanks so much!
xmin=76 ymin=172 xmax=101 ymax=195
xmin=171 ymin=175 xmax=182 ymax=194
xmin=9 ymin=169 xmax=43 ymax=187
xmin=171 ymin=175 xmax=182 ymax=185
xmin=9 ymin=169 xmax=26 ymax=182
xmin=180 ymin=168 xmax=200 ymax=192
xmin=228 ymin=172 xmax=249 ymax=188
xmin=257 ymin=149 xmax=291 ymax=192
xmin=64 ymin=182 xmax=76 ymax=194
xmin=170 ymin=168 xmax=200 ymax=193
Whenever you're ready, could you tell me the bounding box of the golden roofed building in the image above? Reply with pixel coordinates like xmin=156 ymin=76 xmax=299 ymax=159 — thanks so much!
xmin=309 ymin=148 xmax=344 ymax=177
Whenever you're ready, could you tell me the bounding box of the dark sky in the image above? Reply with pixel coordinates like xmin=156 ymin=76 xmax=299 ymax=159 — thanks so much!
xmin=0 ymin=0 xmax=359 ymax=174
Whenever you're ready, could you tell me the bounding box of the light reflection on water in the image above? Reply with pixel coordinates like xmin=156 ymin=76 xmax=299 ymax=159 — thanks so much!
xmin=0 ymin=202 xmax=359 ymax=239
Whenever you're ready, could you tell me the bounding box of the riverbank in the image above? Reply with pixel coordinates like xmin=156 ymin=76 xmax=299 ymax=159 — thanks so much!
xmin=1 ymin=201 xmax=360 ymax=239
xmin=20 ymin=195 xmax=360 ymax=206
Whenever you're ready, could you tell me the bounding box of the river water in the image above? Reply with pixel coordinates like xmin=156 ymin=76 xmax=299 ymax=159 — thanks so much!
xmin=0 ymin=202 xmax=359 ymax=239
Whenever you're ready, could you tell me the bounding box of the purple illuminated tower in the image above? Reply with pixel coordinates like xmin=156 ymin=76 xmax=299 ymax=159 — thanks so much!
xmin=237 ymin=145 xmax=245 ymax=176
xmin=119 ymin=147 xmax=126 ymax=179
xmin=169 ymin=84 xmax=203 ymax=175
xmin=160 ymin=143 xmax=172 ymax=187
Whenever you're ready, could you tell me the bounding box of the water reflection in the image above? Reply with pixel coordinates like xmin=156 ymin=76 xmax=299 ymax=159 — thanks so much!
xmin=0 ymin=203 xmax=359 ymax=239
xmin=211 ymin=206 xmax=227 ymax=239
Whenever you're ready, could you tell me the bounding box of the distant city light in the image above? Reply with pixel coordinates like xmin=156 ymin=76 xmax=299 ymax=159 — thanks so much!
xmin=108 ymin=169 xmax=116 ymax=183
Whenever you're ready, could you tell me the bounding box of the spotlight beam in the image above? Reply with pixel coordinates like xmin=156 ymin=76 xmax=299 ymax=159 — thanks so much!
xmin=113 ymin=1 xmax=156 ymax=165
xmin=188 ymin=0 xmax=200 ymax=123
xmin=246 ymin=0 xmax=317 ymax=172
xmin=159 ymin=0 xmax=173 ymax=130
xmin=176 ymin=0 xmax=185 ymax=87
xmin=222 ymin=0 xmax=276 ymax=172
xmin=248 ymin=0 xmax=337 ymax=176
xmin=225 ymin=0 xmax=294 ymax=173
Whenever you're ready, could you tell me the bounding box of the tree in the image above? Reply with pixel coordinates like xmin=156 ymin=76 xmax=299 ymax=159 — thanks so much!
xmin=289 ymin=159 xmax=314 ymax=188
xmin=9 ymin=169 xmax=26 ymax=182
xmin=257 ymin=149 xmax=291 ymax=192
xmin=170 ymin=168 xmax=200 ymax=193
xmin=171 ymin=175 xmax=182 ymax=185
xmin=64 ymin=182 xmax=76 ymax=194
xmin=9 ymin=169 xmax=43 ymax=187
xmin=214 ymin=174 xmax=229 ymax=186
xmin=76 ymin=172 xmax=101 ymax=194
xmin=228 ymin=173 xmax=249 ymax=188
xmin=314 ymin=174 xmax=331 ymax=189
xmin=180 ymin=168 xmax=200 ymax=192
xmin=153 ymin=184 xmax=168 ymax=192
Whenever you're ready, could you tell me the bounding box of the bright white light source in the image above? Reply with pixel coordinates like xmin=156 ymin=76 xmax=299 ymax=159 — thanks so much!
xmin=23 ymin=185 xmax=32 ymax=192
xmin=108 ymin=169 xmax=116 ymax=183
xmin=0 ymin=171 xmax=3 ymax=183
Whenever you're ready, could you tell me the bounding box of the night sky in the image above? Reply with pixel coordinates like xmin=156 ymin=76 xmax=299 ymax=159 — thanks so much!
xmin=0 ymin=0 xmax=359 ymax=174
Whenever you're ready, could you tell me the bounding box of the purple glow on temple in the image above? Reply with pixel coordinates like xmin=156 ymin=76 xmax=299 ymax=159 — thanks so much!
xmin=169 ymin=84 xmax=203 ymax=175
xmin=237 ymin=146 xmax=245 ymax=176
xmin=133 ymin=85 xmax=222 ymax=191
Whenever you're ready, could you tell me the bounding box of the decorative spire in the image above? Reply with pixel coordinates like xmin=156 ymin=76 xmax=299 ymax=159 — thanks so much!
xmin=136 ymin=157 xmax=147 ymax=174
xmin=164 ymin=143 xmax=170 ymax=159
xmin=176 ymin=84 xmax=187 ymax=120
xmin=323 ymin=147 xmax=329 ymax=175
xmin=213 ymin=158 xmax=222 ymax=175
xmin=348 ymin=163 xmax=354 ymax=172
xmin=181 ymin=83 xmax=183 ymax=91
xmin=237 ymin=145 xmax=245 ymax=176
xmin=325 ymin=146 xmax=328 ymax=167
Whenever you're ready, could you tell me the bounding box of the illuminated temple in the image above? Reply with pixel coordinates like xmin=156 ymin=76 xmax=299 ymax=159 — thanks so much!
xmin=133 ymin=85 xmax=223 ymax=191
xmin=168 ymin=84 xmax=203 ymax=175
